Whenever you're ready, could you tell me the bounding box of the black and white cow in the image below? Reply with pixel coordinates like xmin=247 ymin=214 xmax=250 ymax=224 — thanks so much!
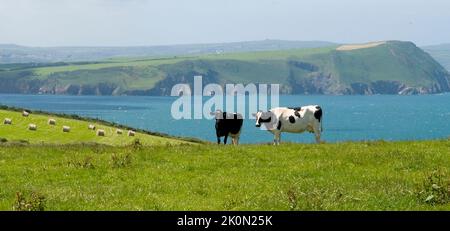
xmin=210 ymin=110 xmax=243 ymax=145
xmin=253 ymin=106 xmax=323 ymax=144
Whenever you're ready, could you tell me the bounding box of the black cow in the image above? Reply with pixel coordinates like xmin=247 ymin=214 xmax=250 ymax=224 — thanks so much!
xmin=210 ymin=110 xmax=243 ymax=145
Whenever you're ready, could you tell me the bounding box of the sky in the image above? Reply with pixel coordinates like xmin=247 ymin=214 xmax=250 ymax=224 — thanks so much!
xmin=0 ymin=0 xmax=449 ymax=47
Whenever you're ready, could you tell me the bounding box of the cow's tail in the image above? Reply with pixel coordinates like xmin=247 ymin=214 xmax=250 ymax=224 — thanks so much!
xmin=320 ymin=108 xmax=323 ymax=132
xmin=321 ymin=115 xmax=323 ymax=132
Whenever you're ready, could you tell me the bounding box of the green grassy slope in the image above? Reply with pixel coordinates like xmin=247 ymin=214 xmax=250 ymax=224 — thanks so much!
xmin=0 ymin=140 xmax=449 ymax=210
xmin=0 ymin=109 xmax=192 ymax=146
xmin=0 ymin=41 xmax=449 ymax=95
xmin=330 ymin=41 xmax=446 ymax=86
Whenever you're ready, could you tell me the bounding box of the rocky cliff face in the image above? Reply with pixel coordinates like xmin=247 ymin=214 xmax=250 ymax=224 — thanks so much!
xmin=0 ymin=72 xmax=121 ymax=95
xmin=0 ymin=81 xmax=121 ymax=96
xmin=145 ymin=62 xmax=222 ymax=96
xmin=287 ymin=73 xmax=450 ymax=95
xmin=0 ymin=72 xmax=45 ymax=94
xmin=52 ymin=83 xmax=120 ymax=95
xmin=346 ymin=79 xmax=450 ymax=95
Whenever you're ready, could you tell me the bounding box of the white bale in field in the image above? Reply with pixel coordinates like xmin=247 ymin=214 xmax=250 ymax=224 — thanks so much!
xmin=96 ymin=129 xmax=105 ymax=136
xmin=48 ymin=118 xmax=56 ymax=125
xmin=88 ymin=124 xmax=96 ymax=130
xmin=28 ymin=124 xmax=37 ymax=131
xmin=127 ymin=130 xmax=136 ymax=137
xmin=3 ymin=118 xmax=12 ymax=125
xmin=116 ymin=129 xmax=123 ymax=135
xmin=22 ymin=111 xmax=30 ymax=117
xmin=62 ymin=126 xmax=71 ymax=132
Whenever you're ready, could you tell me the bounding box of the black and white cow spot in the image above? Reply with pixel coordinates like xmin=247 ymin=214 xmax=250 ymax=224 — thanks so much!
xmin=289 ymin=115 xmax=296 ymax=123
xmin=277 ymin=121 xmax=282 ymax=130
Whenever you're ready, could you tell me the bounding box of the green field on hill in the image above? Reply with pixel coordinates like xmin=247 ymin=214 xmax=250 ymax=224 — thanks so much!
xmin=0 ymin=109 xmax=192 ymax=146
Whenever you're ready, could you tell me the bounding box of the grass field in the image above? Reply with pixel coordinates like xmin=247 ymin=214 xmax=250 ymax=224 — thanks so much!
xmin=0 ymin=140 xmax=449 ymax=211
xmin=0 ymin=109 xmax=192 ymax=146
xmin=32 ymin=47 xmax=336 ymax=75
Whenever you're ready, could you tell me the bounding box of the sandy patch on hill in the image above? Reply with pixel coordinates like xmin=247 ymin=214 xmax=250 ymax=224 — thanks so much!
xmin=336 ymin=41 xmax=386 ymax=51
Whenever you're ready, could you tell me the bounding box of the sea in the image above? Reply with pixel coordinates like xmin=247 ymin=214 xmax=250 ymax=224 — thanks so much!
xmin=0 ymin=94 xmax=449 ymax=143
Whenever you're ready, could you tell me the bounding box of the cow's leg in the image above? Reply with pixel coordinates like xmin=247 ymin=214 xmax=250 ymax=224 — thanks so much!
xmin=315 ymin=133 xmax=321 ymax=144
xmin=231 ymin=134 xmax=239 ymax=145
xmin=313 ymin=125 xmax=321 ymax=144
xmin=273 ymin=131 xmax=281 ymax=145
xmin=224 ymin=135 xmax=228 ymax=144
xmin=217 ymin=136 xmax=221 ymax=144
xmin=231 ymin=132 xmax=240 ymax=145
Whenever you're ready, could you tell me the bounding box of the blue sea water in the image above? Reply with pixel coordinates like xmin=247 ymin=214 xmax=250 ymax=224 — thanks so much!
xmin=0 ymin=94 xmax=449 ymax=143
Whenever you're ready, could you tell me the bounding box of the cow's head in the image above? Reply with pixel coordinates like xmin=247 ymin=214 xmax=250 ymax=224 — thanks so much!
xmin=252 ymin=111 xmax=272 ymax=128
xmin=211 ymin=110 xmax=243 ymax=120
xmin=210 ymin=109 xmax=225 ymax=120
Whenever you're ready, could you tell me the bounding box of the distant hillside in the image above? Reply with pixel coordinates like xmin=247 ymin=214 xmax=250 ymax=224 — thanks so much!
xmin=423 ymin=44 xmax=450 ymax=71
xmin=0 ymin=40 xmax=335 ymax=63
xmin=0 ymin=41 xmax=449 ymax=95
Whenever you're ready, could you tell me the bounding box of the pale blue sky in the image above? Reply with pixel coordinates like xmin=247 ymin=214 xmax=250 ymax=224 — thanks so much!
xmin=0 ymin=0 xmax=449 ymax=46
